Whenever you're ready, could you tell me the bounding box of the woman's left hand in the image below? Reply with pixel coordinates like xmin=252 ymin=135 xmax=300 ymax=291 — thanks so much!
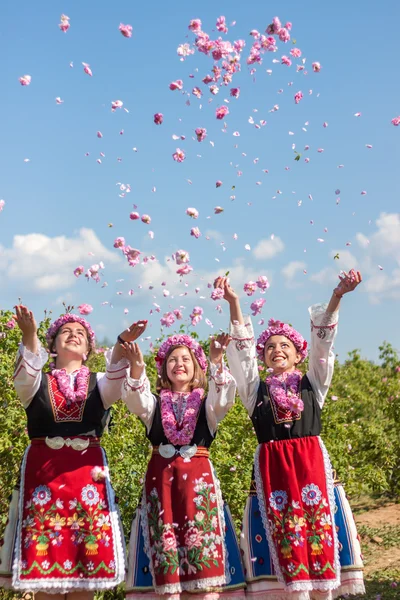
xmin=334 ymin=269 xmax=362 ymax=297
xmin=209 ymin=333 xmax=231 ymax=365
xmin=118 ymin=320 xmax=148 ymax=344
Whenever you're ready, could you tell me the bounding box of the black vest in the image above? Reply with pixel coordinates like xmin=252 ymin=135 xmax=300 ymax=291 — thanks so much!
xmin=251 ymin=375 xmax=321 ymax=443
xmin=147 ymin=397 xmax=215 ymax=448
xmin=26 ymin=373 xmax=109 ymax=439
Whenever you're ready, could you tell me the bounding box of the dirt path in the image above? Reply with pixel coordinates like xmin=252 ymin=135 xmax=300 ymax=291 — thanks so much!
xmin=355 ymin=503 xmax=400 ymax=576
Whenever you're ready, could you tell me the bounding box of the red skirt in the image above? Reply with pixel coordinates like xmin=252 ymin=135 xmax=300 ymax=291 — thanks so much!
xmin=12 ymin=438 xmax=125 ymax=593
xmin=140 ymin=447 xmax=228 ymax=595
xmin=254 ymin=436 xmax=340 ymax=594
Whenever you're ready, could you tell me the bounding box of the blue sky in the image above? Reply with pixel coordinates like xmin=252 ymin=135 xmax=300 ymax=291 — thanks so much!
xmin=1 ymin=0 xmax=399 ymax=361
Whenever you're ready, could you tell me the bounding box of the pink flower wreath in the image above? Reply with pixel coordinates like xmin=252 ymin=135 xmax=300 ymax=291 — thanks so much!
xmin=155 ymin=334 xmax=208 ymax=374
xmin=256 ymin=318 xmax=308 ymax=363
xmin=46 ymin=314 xmax=96 ymax=346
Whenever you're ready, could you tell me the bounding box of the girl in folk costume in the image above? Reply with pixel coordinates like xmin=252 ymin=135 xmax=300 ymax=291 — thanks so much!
xmin=121 ymin=333 xmax=246 ymax=599
xmin=214 ymin=270 xmax=365 ymax=600
xmin=0 ymin=304 xmax=147 ymax=599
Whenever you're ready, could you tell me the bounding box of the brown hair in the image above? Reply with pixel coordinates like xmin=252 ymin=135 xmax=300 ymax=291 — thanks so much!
xmin=49 ymin=324 xmax=95 ymax=361
xmin=156 ymin=345 xmax=207 ymax=393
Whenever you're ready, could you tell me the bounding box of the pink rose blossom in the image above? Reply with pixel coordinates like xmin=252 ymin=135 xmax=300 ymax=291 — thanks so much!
xmin=174 ymin=250 xmax=190 ymax=264
xmin=278 ymin=27 xmax=290 ymax=42
xmin=290 ymin=48 xmax=302 ymax=58
xmin=230 ymin=87 xmax=240 ymax=98
xmin=188 ymin=18 xmax=202 ymax=32
xmin=244 ymin=281 xmax=257 ymax=296
xmin=216 ymin=15 xmax=228 ymax=33
xmin=19 ymin=75 xmax=31 ymax=86
xmin=202 ymin=74 xmax=213 ymax=84
xmin=161 ymin=312 xmax=176 ymax=328
xmin=169 ymin=79 xmax=183 ymax=91
xmin=285 ymin=22 xmax=292 ymax=30
xmin=192 ymin=87 xmax=202 ymax=98
xmin=294 ymin=91 xmax=303 ymax=104
xmin=234 ymin=39 xmax=245 ymax=52
xmin=5 ymin=319 xmax=16 ymax=329
xmin=174 ymin=309 xmax=183 ymax=320
xmin=214 ymin=206 xmax=224 ymax=214
xmin=186 ymin=207 xmax=199 ymax=218
xmin=130 ymin=212 xmax=140 ymax=220
xmin=281 ymin=55 xmax=292 ymax=66
xmin=114 ymin=237 xmax=126 ymax=249
xmin=123 ymin=246 xmax=141 ymax=267
xmin=257 ymin=276 xmax=270 ymax=291
xmin=177 ymin=43 xmax=194 ymax=58
xmin=190 ymin=227 xmax=201 ymax=238
xmin=141 ymin=214 xmax=151 ymax=224
xmin=172 ymin=148 xmax=185 ymax=162
xmin=59 ymin=14 xmax=70 ymax=32
xmin=195 ymin=127 xmax=207 ymax=142
xmin=215 ymin=105 xmax=229 ymax=120
xmin=266 ymin=16 xmax=281 ymax=35
xmin=211 ymin=288 xmax=224 ymax=301
xmin=250 ymin=298 xmax=266 ymax=316
xmin=78 ymin=304 xmax=93 ymax=316
xmin=391 ymin=116 xmax=400 ymax=126
xmin=154 ymin=112 xmax=163 ymax=125
xmin=177 ymin=264 xmax=193 ymax=276
xmin=312 ymin=62 xmax=321 ymax=72
xmin=190 ymin=306 xmax=203 ymax=326
xmin=82 ymin=63 xmax=92 ymax=76
xmin=74 ymin=265 xmax=84 ymax=277
xmin=215 ymin=180 xmax=223 ymax=188
xmin=111 ymin=100 xmax=123 ymax=111
xmin=119 ymin=23 xmax=132 ymax=38
xmin=210 ymin=84 xmax=219 ymax=95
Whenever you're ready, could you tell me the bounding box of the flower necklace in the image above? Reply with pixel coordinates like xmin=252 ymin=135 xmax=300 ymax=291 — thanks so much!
xmin=160 ymin=388 xmax=204 ymax=446
xmin=50 ymin=365 xmax=90 ymax=405
xmin=265 ymin=370 xmax=304 ymax=414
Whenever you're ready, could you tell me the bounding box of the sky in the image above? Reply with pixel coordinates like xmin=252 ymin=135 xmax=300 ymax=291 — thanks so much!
xmin=1 ymin=0 xmax=399 ymax=362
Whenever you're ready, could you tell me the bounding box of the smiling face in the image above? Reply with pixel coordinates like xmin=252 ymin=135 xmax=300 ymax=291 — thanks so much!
xmin=264 ymin=335 xmax=302 ymax=374
xmin=53 ymin=322 xmax=90 ymax=361
xmin=165 ymin=346 xmax=195 ymax=392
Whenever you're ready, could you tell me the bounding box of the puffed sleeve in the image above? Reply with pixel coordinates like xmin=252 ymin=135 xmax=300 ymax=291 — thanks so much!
xmin=206 ymin=362 xmax=237 ymax=435
xmin=121 ymin=369 xmax=157 ymax=433
xmin=13 ymin=342 xmax=48 ymax=408
xmin=97 ymin=347 xmax=130 ymax=409
xmin=307 ymin=303 xmax=339 ymax=408
xmin=225 ymin=315 xmax=260 ymax=416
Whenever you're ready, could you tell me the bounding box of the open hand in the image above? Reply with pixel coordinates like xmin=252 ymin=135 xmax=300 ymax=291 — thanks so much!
xmin=213 ymin=276 xmax=239 ymax=304
xmin=209 ymin=333 xmax=231 ymax=365
xmin=122 ymin=342 xmax=145 ymax=378
xmin=334 ymin=270 xmax=362 ymax=297
xmin=14 ymin=305 xmax=37 ymax=337
xmin=118 ymin=320 xmax=148 ymax=344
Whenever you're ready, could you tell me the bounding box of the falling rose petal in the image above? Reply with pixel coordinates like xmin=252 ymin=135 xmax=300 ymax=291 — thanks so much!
xmin=294 ymin=91 xmax=303 ymax=104
xmin=186 ymin=207 xmax=199 ymax=218
xmin=97 ymin=131 xmax=103 ymax=138
xmin=216 ymin=180 xmax=223 ymax=188
xmin=360 ymin=190 xmax=367 ymax=195
xmin=317 ymin=238 xmax=325 ymax=243
xmin=59 ymin=14 xmax=70 ymax=32
xmin=119 ymin=23 xmax=133 ymax=38
xmin=141 ymin=214 xmax=151 ymax=224
xmin=244 ymin=244 xmax=251 ymax=251
xmin=190 ymin=227 xmax=201 ymax=238
xmin=82 ymin=63 xmax=93 ymax=76
xmin=19 ymin=75 xmax=31 ymax=86
xmin=154 ymin=113 xmax=163 ymax=125
xmin=78 ymin=304 xmax=93 ymax=316
xmin=172 ymin=148 xmax=185 ymax=162
xmin=365 ymin=144 xmax=373 ymax=149
xmin=216 ymin=105 xmax=229 ymax=120
xmin=354 ymin=112 xmax=362 ymax=117
xmin=391 ymin=116 xmax=400 ymax=126
xmin=378 ymin=265 xmax=384 ymax=270
xmin=214 ymin=206 xmax=224 ymax=214
xmin=111 ymin=100 xmax=123 ymax=111
xmin=0 ymin=199 xmax=5 ymax=212
xmin=55 ymin=97 xmax=64 ymax=104
xmin=130 ymin=211 xmax=140 ymax=220
xmin=169 ymin=79 xmax=183 ymax=91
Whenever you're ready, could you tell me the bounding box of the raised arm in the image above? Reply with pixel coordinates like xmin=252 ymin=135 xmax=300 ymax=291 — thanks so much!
xmin=13 ymin=305 xmax=48 ymax=407
xmin=307 ymin=270 xmax=362 ymax=408
xmin=206 ymin=334 xmax=236 ymax=434
xmin=120 ymin=342 xmax=156 ymax=432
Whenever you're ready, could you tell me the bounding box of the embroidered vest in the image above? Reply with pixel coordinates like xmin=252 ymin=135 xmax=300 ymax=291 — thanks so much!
xmin=251 ymin=375 xmax=321 ymax=443
xmin=147 ymin=396 xmax=215 ymax=448
xmin=26 ymin=372 xmax=109 ymax=438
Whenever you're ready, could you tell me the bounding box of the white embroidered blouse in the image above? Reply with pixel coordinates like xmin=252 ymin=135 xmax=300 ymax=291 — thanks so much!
xmin=226 ymin=303 xmax=339 ymax=415
xmin=122 ymin=362 xmax=236 ymax=436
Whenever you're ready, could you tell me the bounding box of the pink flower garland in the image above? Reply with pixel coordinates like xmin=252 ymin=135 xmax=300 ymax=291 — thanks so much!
xmin=51 ymin=365 xmax=90 ymax=405
xmin=266 ymin=370 xmax=304 ymax=414
xmin=160 ymin=388 xmax=204 ymax=446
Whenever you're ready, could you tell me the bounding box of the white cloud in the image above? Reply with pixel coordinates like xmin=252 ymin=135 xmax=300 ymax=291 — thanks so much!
xmin=281 ymin=261 xmax=307 ymax=288
xmin=0 ymin=228 xmax=119 ymax=292
xmin=357 ymin=213 xmax=400 ymax=265
xmin=253 ymin=236 xmax=284 ymax=260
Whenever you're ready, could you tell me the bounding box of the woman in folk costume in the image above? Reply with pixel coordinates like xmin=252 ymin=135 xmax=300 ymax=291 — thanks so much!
xmin=214 ymin=270 xmax=365 ymax=600
xmin=121 ymin=333 xmax=246 ymax=599
xmin=0 ymin=304 xmax=146 ymax=598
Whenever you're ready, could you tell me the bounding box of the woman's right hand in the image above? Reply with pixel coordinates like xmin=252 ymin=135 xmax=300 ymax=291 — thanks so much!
xmin=213 ymin=276 xmax=239 ymax=304
xmin=122 ymin=342 xmax=145 ymax=379
xmin=14 ymin=305 xmax=38 ymax=336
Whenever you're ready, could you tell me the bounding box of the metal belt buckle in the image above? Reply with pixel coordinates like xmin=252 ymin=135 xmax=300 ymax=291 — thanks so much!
xmin=158 ymin=443 xmax=176 ymax=458
xmin=179 ymin=444 xmax=197 ymax=459
xmin=45 ymin=436 xmax=90 ymax=451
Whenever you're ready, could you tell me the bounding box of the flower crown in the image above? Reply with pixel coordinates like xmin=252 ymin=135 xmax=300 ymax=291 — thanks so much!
xmin=155 ymin=334 xmax=208 ymax=374
xmin=256 ymin=318 xmax=308 ymax=363
xmin=46 ymin=314 xmax=96 ymax=346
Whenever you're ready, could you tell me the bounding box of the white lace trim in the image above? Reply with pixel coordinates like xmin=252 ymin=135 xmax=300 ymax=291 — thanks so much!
xmin=123 ymin=370 xmax=149 ymax=394
xmin=253 ymin=445 xmax=285 ymax=585
xmin=308 ymin=304 xmax=338 ymax=328
xmin=104 ymin=347 xmax=129 ymax=371
xmin=139 ymin=458 xmax=229 ymax=595
xmin=19 ymin=342 xmax=48 ymax=370
xmin=12 ymin=446 xmax=125 ymax=592
xmin=229 ymin=315 xmax=254 ymax=340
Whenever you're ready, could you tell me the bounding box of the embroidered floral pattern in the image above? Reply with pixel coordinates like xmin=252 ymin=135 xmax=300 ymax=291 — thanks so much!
xmin=66 ymin=485 xmax=110 ymax=555
xmin=146 ymin=479 xmax=223 ymax=578
xmin=266 ymin=483 xmax=336 ymax=578
xmin=23 ymin=486 xmax=65 ymax=555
